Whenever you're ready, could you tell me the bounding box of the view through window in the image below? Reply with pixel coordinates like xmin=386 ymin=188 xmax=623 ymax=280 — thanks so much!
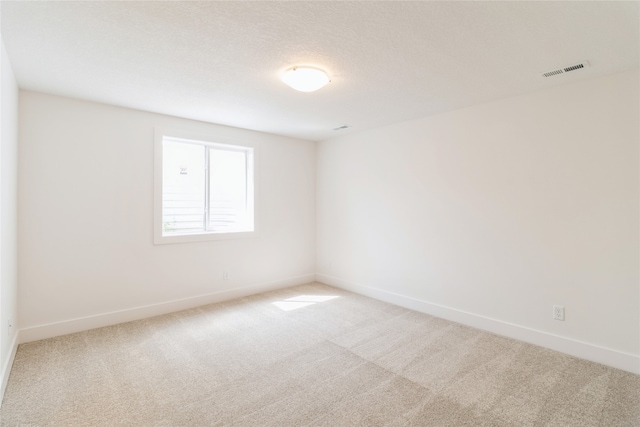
xmin=160 ymin=136 xmax=254 ymax=239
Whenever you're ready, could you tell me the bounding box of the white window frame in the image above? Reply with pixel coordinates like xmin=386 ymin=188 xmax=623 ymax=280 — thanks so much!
xmin=154 ymin=127 xmax=258 ymax=245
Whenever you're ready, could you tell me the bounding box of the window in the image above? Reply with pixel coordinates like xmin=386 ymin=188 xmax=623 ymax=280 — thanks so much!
xmin=154 ymin=129 xmax=256 ymax=244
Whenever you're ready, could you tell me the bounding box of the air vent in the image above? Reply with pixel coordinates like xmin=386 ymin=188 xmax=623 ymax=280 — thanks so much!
xmin=542 ymin=61 xmax=589 ymax=78
xmin=333 ymin=125 xmax=350 ymax=131
xmin=563 ymin=63 xmax=584 ymax=72
xmin=543 ymin=69 xmax=564 ymax=78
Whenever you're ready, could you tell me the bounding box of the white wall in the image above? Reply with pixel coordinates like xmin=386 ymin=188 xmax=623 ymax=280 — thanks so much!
xmin=18 ymin=91 xmax=316 ymax=340
xmin=0 ymin=39 xmax=19 ymax=396
xmin=317 ymin=69 xmax=640 ymax=373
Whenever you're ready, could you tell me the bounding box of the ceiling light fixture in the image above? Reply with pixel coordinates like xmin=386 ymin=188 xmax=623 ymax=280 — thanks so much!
xmin=281 ymin=66 xmax=330 ymax=92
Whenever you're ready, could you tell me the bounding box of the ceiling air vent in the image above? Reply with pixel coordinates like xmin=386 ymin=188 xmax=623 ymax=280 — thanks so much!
xmin=542 ymin=61 xmax=589 ymax=78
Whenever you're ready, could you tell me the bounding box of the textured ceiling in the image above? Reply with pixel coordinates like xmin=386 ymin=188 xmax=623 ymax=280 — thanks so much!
xmin=2 ymin=1 xmax=639 ymax=141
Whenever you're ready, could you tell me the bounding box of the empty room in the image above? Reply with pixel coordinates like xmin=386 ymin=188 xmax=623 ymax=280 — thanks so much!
xmin=0 ymin=1 xmax=638 ymax=426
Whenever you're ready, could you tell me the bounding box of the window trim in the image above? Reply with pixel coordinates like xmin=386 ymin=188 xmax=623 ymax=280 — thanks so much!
xmin=154 ymin=127 xmax=258 ymax=245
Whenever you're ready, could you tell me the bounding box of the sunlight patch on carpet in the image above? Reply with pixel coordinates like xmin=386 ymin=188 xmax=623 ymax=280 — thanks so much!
xmin=272 ymin=295 xmax=340 ymax=311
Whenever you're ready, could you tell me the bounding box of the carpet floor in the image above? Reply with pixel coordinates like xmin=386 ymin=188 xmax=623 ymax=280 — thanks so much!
xmin=1 ymin=282 xmax=639 ymax=426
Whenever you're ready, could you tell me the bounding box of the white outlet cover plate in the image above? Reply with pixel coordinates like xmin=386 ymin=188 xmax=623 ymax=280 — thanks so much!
xmin=553 ymin=305 xmax=565 ymax=321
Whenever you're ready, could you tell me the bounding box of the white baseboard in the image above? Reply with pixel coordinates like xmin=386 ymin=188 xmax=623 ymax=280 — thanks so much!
xmin=316 ymin=273 xmax=640 ymax=375
xmin=19 ymin=274 xmax=316 ymax=344
xmin=1 ymin=330 xmax=19 ymax=404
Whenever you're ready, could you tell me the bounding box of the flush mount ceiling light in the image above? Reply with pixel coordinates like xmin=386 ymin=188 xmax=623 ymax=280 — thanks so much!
xmin=281 ymin=66 xmax=330 ymax=92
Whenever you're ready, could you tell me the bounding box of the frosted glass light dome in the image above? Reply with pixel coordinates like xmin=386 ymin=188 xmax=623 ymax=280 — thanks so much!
xmin=281 ymin=67 xmax=330 ymax=92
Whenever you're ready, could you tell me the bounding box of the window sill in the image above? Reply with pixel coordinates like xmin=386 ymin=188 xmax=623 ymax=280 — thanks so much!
xmin=153 ymin=230 xmax=257 ymax=245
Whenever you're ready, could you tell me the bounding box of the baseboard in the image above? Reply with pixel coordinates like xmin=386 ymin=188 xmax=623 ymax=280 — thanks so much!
xmin=316 ymin=273 xmax=640 ymax=375
xmin=19 ymin=273 xmax=316 ymax=344
xmin=0 ymin=331 xmax=19 ymax=404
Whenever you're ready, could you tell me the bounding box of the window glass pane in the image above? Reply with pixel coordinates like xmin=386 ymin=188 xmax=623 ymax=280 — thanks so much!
xmin=209 ymin=148 xmax=251 ymax=232
xmin=162 ymin=141 xmax=205 ymax=235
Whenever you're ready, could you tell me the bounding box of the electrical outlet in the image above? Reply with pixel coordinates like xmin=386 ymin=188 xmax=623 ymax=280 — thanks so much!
xmin=553 ymin=305 xmax=565 ymax=321
xmin=223 ymin=271 xmax=229 ymax=280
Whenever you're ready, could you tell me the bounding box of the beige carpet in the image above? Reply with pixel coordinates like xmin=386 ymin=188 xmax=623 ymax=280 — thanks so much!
xmin=1 ymin=282 xmax=639 ymax=426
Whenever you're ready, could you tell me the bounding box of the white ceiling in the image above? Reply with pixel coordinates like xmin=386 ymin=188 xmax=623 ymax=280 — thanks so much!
xmin=2 ymin=1 xmax=638 ymax=141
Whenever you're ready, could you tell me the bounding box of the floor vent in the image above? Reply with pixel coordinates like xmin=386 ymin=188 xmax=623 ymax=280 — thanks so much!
xmin=542 ymin=61 xmax=589 ymax=78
